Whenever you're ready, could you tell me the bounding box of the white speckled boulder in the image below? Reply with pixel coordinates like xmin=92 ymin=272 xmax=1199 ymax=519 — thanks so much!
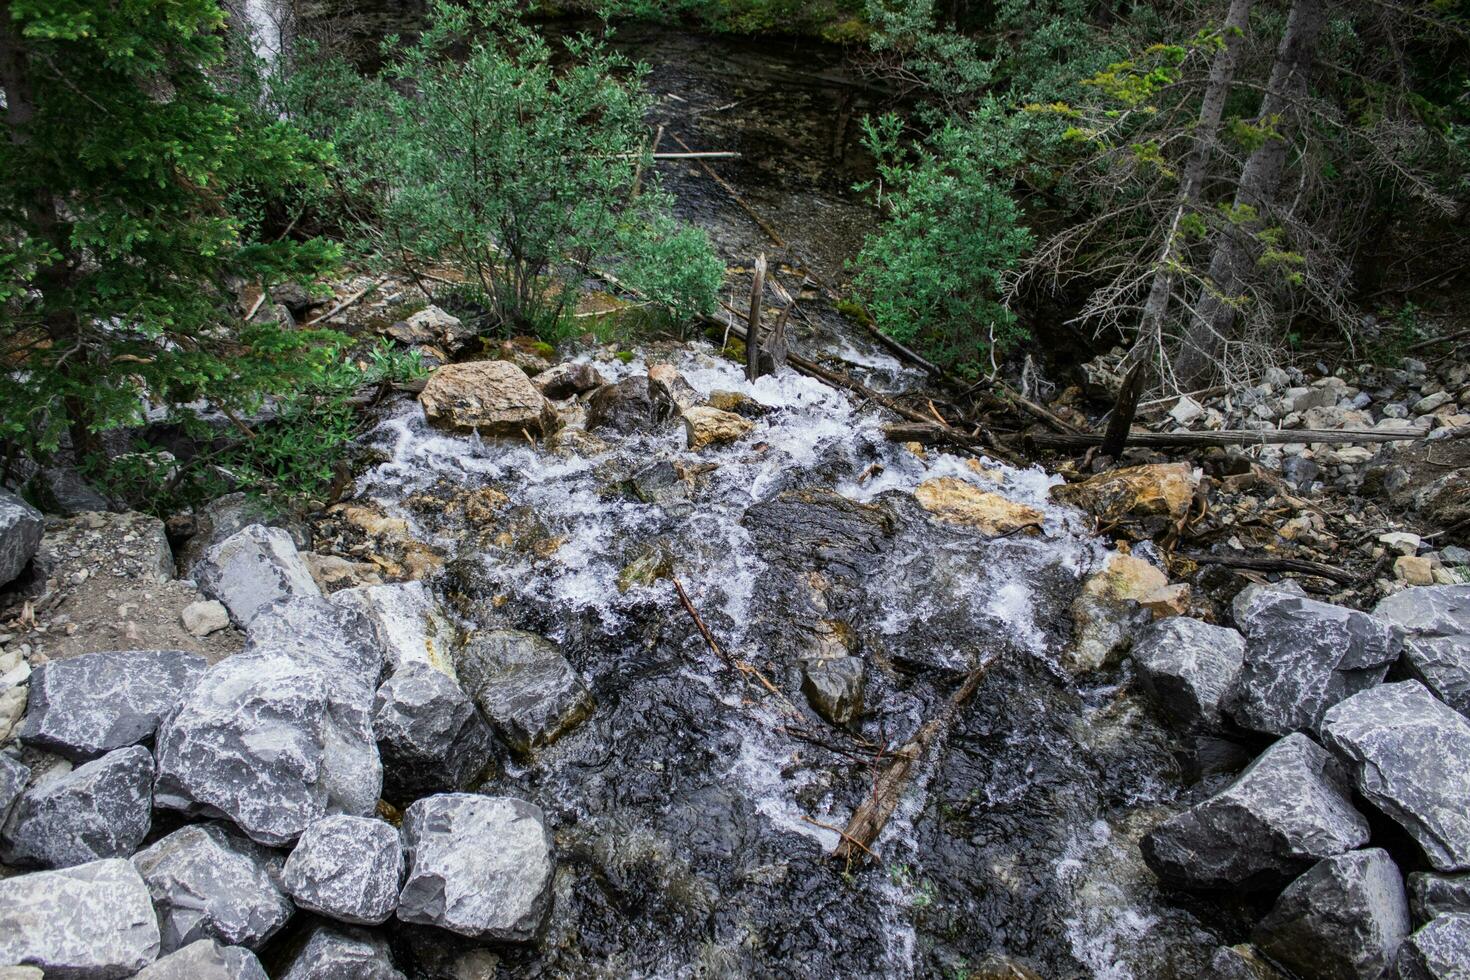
xmin=1142 ymin=733 xmax=1369 ymax=891
xmin=193 ymin=524 xmax=320 ymax=628
xmin=279 ymin=924 xmax=407 ymax=980
xmin=1322 ymin=681 xmax=1470 ymax=872
xmin=0 ymin=745 xmax=153 ymax=868
xmin=283 ymin=815 xmax=403 ymax=926
xmin=0 ymin=491 xmax=43 ymax=588
xmin=0 ymin=752 xmax=29 ymax=826
xmin=1396 ymin=914 xmax=1470 ymax=980
xmin=131 ymin=823 xmax=293 ymax=953
xmin=132 ymin=940 xmax=268 ymax=980
xmin=20 ymin=649 xmax=207 ymax=760
xmin=1130 ymin=617 xmax=1245 ymax=731
xmin=397 ymin=794 xmax=554 ymax=942
xmin=1373 ymin=586 xmax=1470 ymax=717
xmin=456 ymin=629 xmax=593 ymax=756
xmin=372 ymin=662 xmax=496 ymax=802
xmin=0 ymin=858 xmax=161 ymax=978
xmin=332 ymin=581 xmax=459 ymax=679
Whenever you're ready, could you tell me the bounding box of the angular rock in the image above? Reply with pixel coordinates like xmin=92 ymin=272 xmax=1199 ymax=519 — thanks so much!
xmin=279 ymin=924 xmax=407 ymax=980
xmin=419 ymin=361 xmax=559 ymax=437
xmin=913 ymin=477 xmax=1044 ymax=537
xmin=1322 ymin=681 xmax=1470 ymax=872
xmin=133 ymin=940 xmax=268 ymax=980
xmin=1374 ymin=586 xmax=1470 ymax=716
xmin=683 ymin=405 xmax=755 ymax=450
xmin=333 ymin=581 xmax=458 ymax=679
xmin=177 ymin=492 xmax=311 ymax=575
xmin=0 ymin=752 xmax=29 ymax=826
xmin=131 ymin=823 xmax=293 ymax=952
xmin=1409 ymin=873 xmax=1470 ymax=923
xmin=23 ymin=465 xmax=112 ymax=517
xmin=1 ymin=746 xmax=153 ymax=869
xmin=1050 ymin=462 xmax=1197 ymax=522
xmin=1396 ymin=914 xmax=1470 ymax=980
xmin=242 ymin=594 xmax=383 ymax=688
xmin=283 ymin=815 xmax=403 ymax=926
xmin=586 ymin=376 xmax=660 ymax=434
xmin=649 ymin=362 xmax=701 ymax=417
xmin=0 ymin=858 xmax=161 ymax=978
xmin=1232 ymin=578 xmax=1307 ymax=630
xmin=1231 ymin=591 xmax=1401 ymax=735
xmin=456 ymin=629 xmax=594 ymax=756
xmin=20 ymin=649 xmax=207 ymax=760
xmin=800 ymin=655 xmax=864 ymax=727
xmin=532 ymin=362 xmax=607 ymax=400
xmin=194 ymin=524 xmax=321 ymax=628
xmin=1253 ymin=848 xmax=1411 ymax=980
xmin=1209 ymin=944 xmax=1287 ymax=980
xmin=397 ymin=794 xmax=554 ymax=942
xmin=0 ymin=491 xmax=43 ymax=589
xmin=373 ymin=662 xmax=496 ymax=801
xmin=390 ymin=305 xmax=472 ymax=352
xmin=1130 ymin=617 xmax=1245 ymax=731
xmin=1142 ymin=733 xmax=1370 ymax=890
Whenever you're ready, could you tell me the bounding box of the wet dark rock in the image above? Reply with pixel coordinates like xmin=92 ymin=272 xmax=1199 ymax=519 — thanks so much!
xmin=279 ymin=923 xmax=407 ymax=980
xmin=1252 ymin=848 xmax=1411 ymax=980
xmin=282 ymin=815 xmax=403 ymax=926
xmin=586 ymin=376 xmax=661 ymax=434
xmin=0 ymin=858 xmax=161 ymax=978
xmin=23 ymin=465 xmax=113 ymax=516
xmin=0 ymin=745 xmax=153 ymax=869
xmin=532 ymin=362 xmax=607 ymax=400
xmin=0 ymin=490 xmax=43 ymax=589
xmin=1129 ymin=617 xmax=1245 ymax=731
xmin=397 ymin=794 xmax=554 ymax=942
xmin=1231 ymin=592 xmax=1400 ymax=735
xmin=1180 ymin=733 xmax=1256 ymax=782
xmin=800 ymin=655 xmax=864 ymax=726
xmin=1210 ymin=944 xmax=1288 ymax=979
xmin=132 ymin=940 xmax=268 ymax=980
xmin=456 ymin=629 xmax=594 ymax=756
xmin=1409 ymin=872 xmax=1470 ymax=923
xmin=0 ymin=752 xmax=28 ymax=825
xmin=742 ymin=487 xmax=897 ymax=582
xmin=1373 ymin=586 xmax=1470 ymax=716
xmin=625 ymin=460 xmax=690 ymax=506
xmin=194 ymin=524 xmax=321 ymax=628
xmin=131 ymin=822 xmax=293 ymax=953
xmin=20 ymin=649 xmax=207 ymax=760
xmin=1396 ymin=914 xmax=1470 ymax=979
xmin=1142 ymin=733 xmax=1369 ymax=890
xmin=372 ymin=661 xmax=496 ymax=801
xmin=1321 ymin=681 xmax=1470 ymax=872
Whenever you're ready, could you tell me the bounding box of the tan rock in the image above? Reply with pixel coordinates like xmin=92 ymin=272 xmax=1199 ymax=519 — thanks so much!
xmin=684 ymin=406 xmax=755 ymax=450
xmin=1050 ymin=463 xmax=1196 ymax=522
xmin=707 ymin=390 xmax=760 ymax=415
xmin=914 ymin=477 xmax=1044 ymax=537
xmin=1140 ymin=582 xmax=1191 ymax=618
xmin=302 ymin=552 xmax=383 ymax=592
xmin=419 ymin=360 xmax=560 ymax=437
xmin=648 ymin=363 xmax=699 ymax=414
xmin=1395 ymin=555 xmax=1435 ymax=586
xmin=1067 ymin=552 xmax=1169 ymax=673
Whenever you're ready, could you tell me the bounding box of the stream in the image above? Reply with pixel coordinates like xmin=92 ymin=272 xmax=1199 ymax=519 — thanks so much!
xmin=241 ymin=7 xmax=1237 ymax=976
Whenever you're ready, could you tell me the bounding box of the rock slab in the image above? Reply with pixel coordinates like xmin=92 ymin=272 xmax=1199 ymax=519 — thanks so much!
xmin=194 ymin=524 xmax=321 ymax=628
xmin=1 ymin=745 xmax=154 ymax=869
xmin=0 ymin=491 xmax=43 ymax=588
xmin=283 ymin=815 xmax=403 ymax=926
xmin=0 ymin=858 xmax=161 ymax=978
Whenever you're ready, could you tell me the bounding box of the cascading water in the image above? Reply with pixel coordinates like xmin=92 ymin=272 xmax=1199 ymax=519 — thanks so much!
xmin=350 ymin=346 xmax=1230 ymax=978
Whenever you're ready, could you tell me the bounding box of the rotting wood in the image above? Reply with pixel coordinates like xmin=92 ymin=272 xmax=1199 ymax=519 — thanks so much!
xmin=831 ymin=656 xmax=998 ymax=863
xmin=1100 ymin=360 xmax=1147 ymax=458
xmin=1181 ymin=552 xmax=1359 ymax=585
xmin=746 ymin=254 xmax=767 ymax=383
xmin=1024 ymin=426 xmax=1427 ymax=451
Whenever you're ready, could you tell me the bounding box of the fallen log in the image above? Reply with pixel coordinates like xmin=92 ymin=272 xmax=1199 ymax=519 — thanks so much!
xmin=1023 ymin=426 xmax=1427 ymax=451
xmin=1181 ymin=552 xmax=1360 ymax=585
xmin=831 ymin=655 xmax=997 ymax=863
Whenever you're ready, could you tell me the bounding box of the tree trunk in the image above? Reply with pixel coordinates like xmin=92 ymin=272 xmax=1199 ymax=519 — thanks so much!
xmin=1175 ymin=0 xmax=1327 ymax=388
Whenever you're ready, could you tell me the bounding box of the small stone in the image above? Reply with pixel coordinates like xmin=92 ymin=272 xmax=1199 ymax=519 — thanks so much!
xmin=800 ymin=656 xmax=865 ymax=726
xmin=649 ymin=362 xmax=701 ymax=416
xmin=0 ymin=861 xmax=160 ymax=975
xmin=420 ymin=361 xmax=559 ymax=437
xmin=279 ymin=924 xmax=406 ymax=980
xmin=372 ymin=662 xmax=496 ymax=802
xmin=397 ymin=794 xmax=554 ymax=942
xmin=683 ymin=405 xmax=755 ymax=450
xmin=0 ymin=491 xmax=44 ymax=589
xmin=1396 ymin=914 xmax=1470 ymax=980
xmin=1130 ymin=617 xmax=1245 ymax=731
xmin=1382 ymin=532 xmax=1425 ymax=556
xmin=283 ymin=815 xmax=403 ymax=926
xmin=1415 ymin=392 xmax=1454 ymax=414
xmin=181 ymin=600 xmax=231 ymax=637
xmin=194 ymin=524 xmax=321 ymax=628
xmin=1252 ymin=848 xmax=1411 ymax=980
xmin=1321 ymin=681 xmax=1470 ymax=872
xmin=1140 ymin=582 xmax=1191 ymax=618
xmin=133 ymin=940 xmax=268 ymax=980
xmin=456 ymin=629 xmax=594 ymax=756
xmin=1 ymin=746 xmax=154 ymax=869
xmin=1398 ymin=556 xmax=1437 ymax=586
xmin=1170 ymin=395 xmax=1205 ymax=426
xmin=914 ymin=478 xmax=1044 ymax=537
xmin=132 ymin=822 xmax=293 ymax=952
xmin=1409 ymin=872 xmax=1470 ymax=923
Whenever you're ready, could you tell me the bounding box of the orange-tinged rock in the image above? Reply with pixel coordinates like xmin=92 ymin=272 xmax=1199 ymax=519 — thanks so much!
xmin=1050 ymin=463 xmax=1196 ymax=522
xmin=914 ymin=477 xmax=1044 ymax=537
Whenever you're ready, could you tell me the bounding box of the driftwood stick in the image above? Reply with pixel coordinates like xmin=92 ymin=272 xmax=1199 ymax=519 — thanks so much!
xmin=1026 ymin=426 xmax=1427 ymax=450
xmin=669 ymin=132 xmax=788 ymax=249
xmin=244 ymin=290 xmax=268 ymax=323
xmin=746 ymin=254 xmax=766 ymax=382
xmin=671 ymin=578 xmax=800 ymax=717
xmin=831 ymin=656 xmax=997 ymax=862
xmin=304 ymin=278 xmax=384 ymax=327
xmin=1182 ymin=552 xmax=1360 ymax=585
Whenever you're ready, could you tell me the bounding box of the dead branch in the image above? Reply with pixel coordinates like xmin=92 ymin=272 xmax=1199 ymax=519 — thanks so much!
xmin=1181 ymin=552 xmax=1360 ymax=584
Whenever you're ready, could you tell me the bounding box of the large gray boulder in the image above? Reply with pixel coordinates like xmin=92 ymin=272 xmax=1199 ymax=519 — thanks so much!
xmin=372 ymin=662 xmax=496 ymax=802
xmin=586 ymin=376 xmax=660 ymax=434
xmin=1374 ymin=586 xmax=1470 ymax=716
xmin=0 ymin=858 xmax=161 ymax=978
xmin=332 ymin=581 xmax=459 ymax=680
xmin=0 ymin=491 xmax=43 ymax=588
xmin=1130 ymin=617 xmax=1246 ymax=731
xmin=1231 ymin=592 xmax=1400 ymax=735
xmin=1322 ymin=681 xmax=1470 ymax=872
xmin=0 ymin=745 xmax=153 ymax=868
xmin=456 ymin=629 xmax=594 ymax=756
xmin=177 ymin=492 xmax=311 ymax=575
xmin=397 ymin=793 xmax=554 ymax=942
xmin=153 ymin=596 xmax=383 ymax=846
xmin=131 ymin=822 xmax=293 ymax=953
xmin=279 ymin=924 xmax=407 ymax=980
xmin=1142 ymin=733 xmax=1370 ymax=890
xmin=1253 ymin=848 xmax=1412 ymax=980
xmin=418 ymin=360 xmax=560 ymax=437
xmin=20 ymin=649 xmax=207 ymax=760
xmin=193 ymin=524 xmax=320 ymax=628
xmin=1396 ymin=914 xmax=1470 ymax=980
xmin=132 ymin=940 xmax=268 ymax=980
xmin=1410 ymin=873 xmax=1470 ymax=923
xmin=282 ymin=815 xmax=403 ymax=926
xmin=0 ymin=752 xmax=29 ymax=826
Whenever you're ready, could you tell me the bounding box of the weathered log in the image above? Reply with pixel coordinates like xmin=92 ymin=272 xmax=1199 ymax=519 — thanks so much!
xmin=1182 ymin=552 xmax=1359 ymax=585
xmin=1022 ymin=426 xmax=1426 ymax=450
xmin=1101 ymin=360 xmax=1147 ymax=457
